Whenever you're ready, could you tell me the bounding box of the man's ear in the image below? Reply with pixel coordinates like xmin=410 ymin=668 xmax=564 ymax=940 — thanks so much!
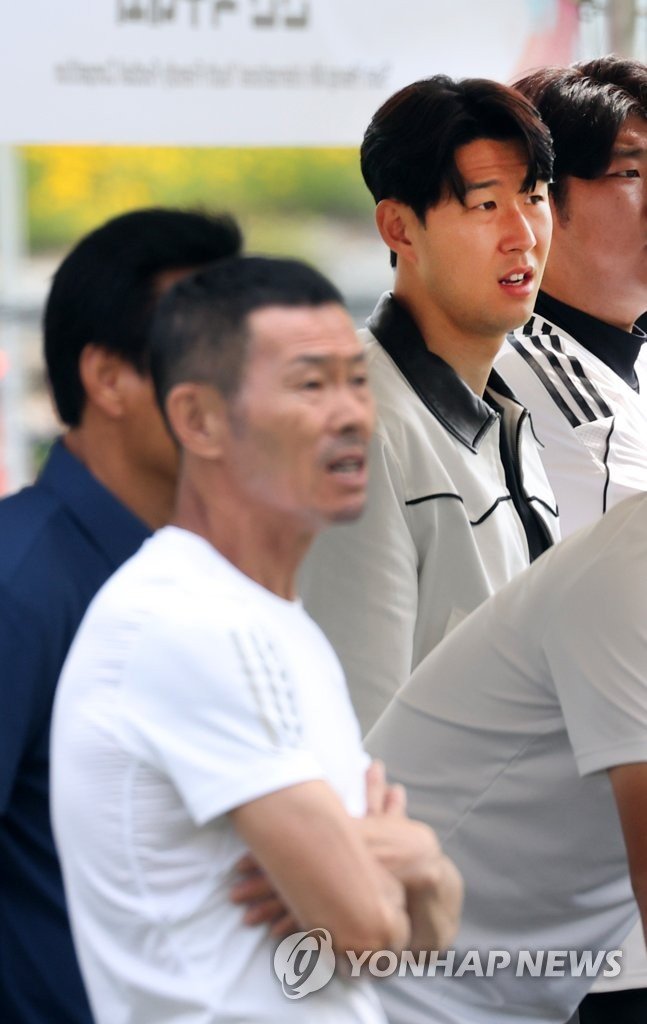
xmin=375 ymin=199 xmax=420 ymax=266
xmin=78 ymin=344 xmax=133 ymax=419
xmin=165 ymin=382 xmax=226 ymax=459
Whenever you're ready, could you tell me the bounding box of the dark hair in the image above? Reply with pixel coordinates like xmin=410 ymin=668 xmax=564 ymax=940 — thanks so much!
xmin=150 ymin=255 xmax=345 ymax=420
xmin=514 ymin=56 xmax=647 ymax=208
xmin=43 ymin=207 xmax=243 ymax=426
xmin=361 ymin=75 xmax=553 ymax=265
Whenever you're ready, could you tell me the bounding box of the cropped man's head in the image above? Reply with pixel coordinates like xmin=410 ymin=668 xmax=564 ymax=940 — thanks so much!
xmin=514 ymin=56 xmax=647 ymax=210
xmin=44 ymin=207 xmax=243 ymax=427
xmin=361 ymin=75 xmax=554 ymax=264
xmin=514 ymin=57 xmax=647 ymax=328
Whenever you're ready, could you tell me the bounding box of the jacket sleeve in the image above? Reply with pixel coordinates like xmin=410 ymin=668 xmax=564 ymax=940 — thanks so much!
xmin=300 ymin=432 xmax=418 ymax=736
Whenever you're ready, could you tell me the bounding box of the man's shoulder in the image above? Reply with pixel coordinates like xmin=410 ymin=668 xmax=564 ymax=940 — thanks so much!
xmin=0 ymin=473 xmax=117 ymax=631
xmin=0 ymin=482 xmax=64 ymax=586
xmin=506 ymin=316 xmax=594 ymax=364
xmin=540 ymin=492 xmax=647 ymax=624
xmin=0 ymin=486 xmax=80 ymax=690
xmin=503 ymin=317 xmax=627 ymax=427
xmin=360 ymin=324 xmax=410 ymax=391
xmin=92 ymin=528 xmax=272 ymax=640
xmin=359 ymin=325 xmax=445 ymax=442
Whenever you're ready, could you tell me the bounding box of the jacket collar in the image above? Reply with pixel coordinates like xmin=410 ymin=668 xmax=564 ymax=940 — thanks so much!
xmin=367 ymin=293 xmax=512 ymax=453
xmin=533 ymin=290 xmax=644 ymax=391
xmin=39 ymin=438 xmax=150 ymax=568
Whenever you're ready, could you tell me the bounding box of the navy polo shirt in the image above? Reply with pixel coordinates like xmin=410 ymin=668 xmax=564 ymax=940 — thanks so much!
xmin=0 ymin=440 xmax=150 ymax=1023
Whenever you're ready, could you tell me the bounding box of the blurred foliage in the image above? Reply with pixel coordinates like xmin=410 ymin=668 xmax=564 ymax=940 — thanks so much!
xmin=19 ymin=145 xmax=374 ymax=256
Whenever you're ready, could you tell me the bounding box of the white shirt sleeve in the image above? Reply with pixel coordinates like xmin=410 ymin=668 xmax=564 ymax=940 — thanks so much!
xmin=543 ymin=544 xmax=647 ymax=776
xmin=118 ymin=616 xmax=324 ymax=825
xmin=300 ymin=431 xmax=419 ymax=735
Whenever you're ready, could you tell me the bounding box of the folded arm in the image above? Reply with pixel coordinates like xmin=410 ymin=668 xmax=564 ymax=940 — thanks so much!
xmin=231 ymin=778 xmax=411 ymax=957
xmin=231 ymin=763 xmax=462 ymax=955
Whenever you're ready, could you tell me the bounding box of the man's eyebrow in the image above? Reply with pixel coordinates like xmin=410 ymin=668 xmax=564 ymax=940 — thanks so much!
xmin=464 ymin=179 xmax=500 ymax=193
xmin=288 ymin=352 xmax=366 ymax=366
xmin=462 ymin=176 xmax=548 ymax=197
xmin=611 ymin=145 xmax=647 ymax=158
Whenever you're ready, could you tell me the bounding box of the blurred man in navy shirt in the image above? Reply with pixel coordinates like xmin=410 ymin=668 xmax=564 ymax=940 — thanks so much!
xmin=0 ymin=207 xmax=241 ymax=1023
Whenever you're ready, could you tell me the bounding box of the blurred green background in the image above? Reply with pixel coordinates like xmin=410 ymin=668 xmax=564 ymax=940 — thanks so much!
xmin=21 ymin=146 xmax=374 ymax=259
xmin=4 ymin=145 xmax=388 ymax=486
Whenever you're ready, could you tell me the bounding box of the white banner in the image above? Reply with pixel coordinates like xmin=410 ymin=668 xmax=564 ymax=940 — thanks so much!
xmin=0 ymin=0 xmax=580 ymax=146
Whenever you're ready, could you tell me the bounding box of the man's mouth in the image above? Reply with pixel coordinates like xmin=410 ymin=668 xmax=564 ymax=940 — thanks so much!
xmin=499 ymin=268 xmax=534 ymax=287
xmin=327 ymin=455 xmax=365 ymax=475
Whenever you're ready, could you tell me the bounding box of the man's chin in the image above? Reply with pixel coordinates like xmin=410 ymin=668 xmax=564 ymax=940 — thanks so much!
xmin=327 ymin=500 xmax=368 ymax=525
xmin=506 ymin=295 xmax=539 ymax=331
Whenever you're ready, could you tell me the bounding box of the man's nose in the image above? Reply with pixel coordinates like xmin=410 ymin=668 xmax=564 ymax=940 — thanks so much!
xmin=500 ymin=205 xmax=536 ymax=253
xmin=329 ymin=383 xmax=375 ymax=437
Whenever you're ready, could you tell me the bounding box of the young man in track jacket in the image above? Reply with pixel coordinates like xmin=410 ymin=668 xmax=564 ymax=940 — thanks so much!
xmin=301 ymin=76 xmax=559 ymax=735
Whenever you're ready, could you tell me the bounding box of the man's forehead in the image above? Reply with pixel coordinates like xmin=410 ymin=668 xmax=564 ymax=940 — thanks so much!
xmin=247 ymin=303 xmax=360 ymax=358
xmin=450 ymin=137 xmax=539 ymax=198
xmin=614 ymin=114 xmax=647 ymax=151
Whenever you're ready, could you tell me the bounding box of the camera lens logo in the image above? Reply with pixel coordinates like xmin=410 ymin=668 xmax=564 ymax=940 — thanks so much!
xmin=274 ymin=927 xmax=336 ymax=999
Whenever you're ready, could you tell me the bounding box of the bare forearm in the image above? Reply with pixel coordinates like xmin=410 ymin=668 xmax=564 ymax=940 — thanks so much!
xmin=341 ymin=863 xmax=411 ymax=957
xmin=231 ymin=780 xmax=411 ymax=957
xmin=356 ymin=771 xmax=463 ymax=954
xmin=231 ymin=845 xmax=411 ymax=953
xmin=406 ymin=854 xmax=463 ymax=953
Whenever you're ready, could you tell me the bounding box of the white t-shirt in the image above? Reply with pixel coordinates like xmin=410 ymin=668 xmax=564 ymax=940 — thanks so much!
xmin=367 ymin=492 xmax=647 ymax=1024
xmin=51 ymin=526 xmax=385 ymax=1024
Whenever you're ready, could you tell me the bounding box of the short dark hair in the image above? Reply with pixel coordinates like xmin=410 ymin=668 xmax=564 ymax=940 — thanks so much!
xmin=150 ymin=255 xmax=344 ymax=421
xmin=43 ymin=207 xmax=243 ymax=426
xmin=514 ymin=56 xmax=647 ymax=208
xmin=361 ymin=75 xmax=554 ymax=219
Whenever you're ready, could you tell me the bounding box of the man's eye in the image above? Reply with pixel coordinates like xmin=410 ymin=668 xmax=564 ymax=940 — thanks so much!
xmin=301 ymin=379 xmax=323 ymax=390
xmin=351 ymin=374 xmax=368 ymax=388
xmin=474 ymin=200 xmax=497 ymax=211
xmin=526 ymin=193 xmax=546 ymax=205
xmin=611 ymin=168 xmax=640 ymax=178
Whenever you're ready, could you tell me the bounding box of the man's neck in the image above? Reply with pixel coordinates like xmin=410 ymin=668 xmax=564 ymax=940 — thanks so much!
xmin=63 ymin=428 xmax=175 ymax=531
xmin=540 ymin=263 xmax=638 ymax=333
xmin=392 ymin=284 xmax=501 ymax=396
xmin=535 ymin=289 xmax=644 ymax=390
xmin=172 ymin=475 xmax=312 ymax=602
